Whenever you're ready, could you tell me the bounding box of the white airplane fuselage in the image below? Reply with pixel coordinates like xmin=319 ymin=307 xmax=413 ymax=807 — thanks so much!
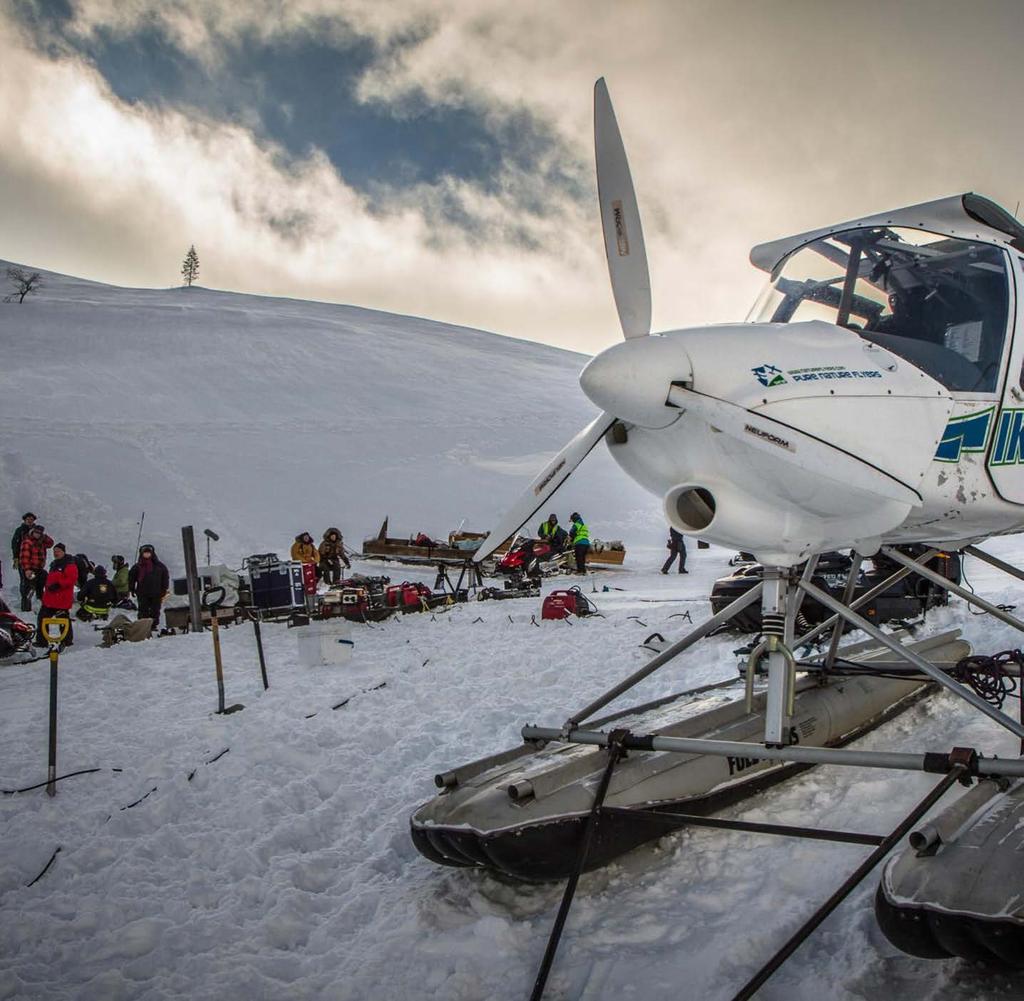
xmin=580 ymin=212 xmax=1024 ymax=565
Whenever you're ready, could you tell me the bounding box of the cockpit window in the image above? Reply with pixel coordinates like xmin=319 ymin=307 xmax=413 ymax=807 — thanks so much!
xmin=747 ymin=227 xmax=1010 ymax=392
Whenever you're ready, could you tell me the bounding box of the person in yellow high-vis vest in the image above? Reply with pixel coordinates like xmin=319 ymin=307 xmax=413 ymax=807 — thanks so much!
xmin=568 ymin=512 xmax=590 ymax=574
xmin=538 ymin=513 xmax=568 ymax=552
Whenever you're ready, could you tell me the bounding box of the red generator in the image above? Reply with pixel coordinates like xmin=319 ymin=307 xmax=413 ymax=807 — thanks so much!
xmin=340 ymin=587 xmax=370 ymax=620
xmin=386 ymin=582 xmax=432 ymax=612
xmin=541 ymin=588 xmax=593 ymax=620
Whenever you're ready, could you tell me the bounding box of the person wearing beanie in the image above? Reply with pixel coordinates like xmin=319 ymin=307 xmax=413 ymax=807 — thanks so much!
xmin=35 ymin=543 xmax=78 ymax=648
xmin=568 ymin=512 xmax=590 ymax=574
xmin=110 ymin=555 xmax=131 ymax=601
xmin=128 ymin=544 xmax=169 ymax=633
xmin=10 ymin=512 xmax=36 ymax=568
xmin=18 ymin=522 xmax=53 ymax=612
xmin=79 ymin=565 xmax=118 ymax=621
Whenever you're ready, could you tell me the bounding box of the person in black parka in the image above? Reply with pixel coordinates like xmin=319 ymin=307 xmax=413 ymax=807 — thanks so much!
xmin=128 ymin=544 xmax=170 ymax=633
xmin=77 ymin=566 xmax=118 ymax=621
xmin=662 ymin=527 xmax=688 ymax=574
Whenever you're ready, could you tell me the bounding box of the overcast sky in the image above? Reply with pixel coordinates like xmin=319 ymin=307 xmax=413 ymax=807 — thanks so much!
xmin=2 ymin=0 xmax=1023 ymax=353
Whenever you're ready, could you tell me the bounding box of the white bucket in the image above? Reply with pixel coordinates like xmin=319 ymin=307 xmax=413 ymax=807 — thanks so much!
xmin=296 ymin=618 xmax=355 ymax=666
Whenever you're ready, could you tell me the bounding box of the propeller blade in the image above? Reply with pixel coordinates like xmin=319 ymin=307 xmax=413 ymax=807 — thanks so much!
xmin=666 ymin=385 xmax=921 ymax=506
xmin=473 ymin=412 xmax=617 ymax=563
xmin=595 ymin=78 xmax=651 ymax=340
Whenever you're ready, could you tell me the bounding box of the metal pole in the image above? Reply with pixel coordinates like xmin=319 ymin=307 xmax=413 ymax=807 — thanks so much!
xmin=520 ymin=726 xmax=1024 ymax=778
xmin=730 ymin=766 xmax=966 ymax=1001
xmin=252 ymin=613 xmax=269 ymax=690
xmin=786 ymin=555 xmax=819 ymax=643
xmin=824 ymin=553 xmax=864 ymax=670
xmin=46 ymin=646 xmax=59 ymax=797
xmin=793 ymin=549 xmax=938 ymax=651
xmin=530 ymin=731 xmax=628 ymax=1001
xmin=565 ymin=582 xmax=764 ymax=729
xmin=880 ymin=545 xmax=1024 ymax=635
xmin=963 ymin=544 xmax=1024 ymax=585
xmin=181 ymin=526 xmax=204 ymax=634
xmin=800 ymin=578 xmax=1024 ymax=740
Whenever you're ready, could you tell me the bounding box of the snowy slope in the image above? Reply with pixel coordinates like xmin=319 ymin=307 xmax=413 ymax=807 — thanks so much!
xmin=0 ymin=263 xmax=659 ymax=569
xmin=5 ymin=264 xmax=1024 ymax=1001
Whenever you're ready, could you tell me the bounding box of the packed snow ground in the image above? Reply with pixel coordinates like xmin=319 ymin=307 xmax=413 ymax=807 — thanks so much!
xmin=4 ymin=267 xmax=1024 ymax=1000
xmin=4 ymin=542 xmax=1024 ymax=1001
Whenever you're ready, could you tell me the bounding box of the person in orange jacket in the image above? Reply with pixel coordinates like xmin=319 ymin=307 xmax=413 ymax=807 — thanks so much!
xmin=291 ymin=532 xmax=319 ymax=568
xmin=35 ymin=543 xmax=78 ymax=648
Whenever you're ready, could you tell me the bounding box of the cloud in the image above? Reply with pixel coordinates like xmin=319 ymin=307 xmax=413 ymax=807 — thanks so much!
xmin=0 ymin=9 xmax=615 ymax=350
xmin=4 ymin=0 xmax=1024 ymax=352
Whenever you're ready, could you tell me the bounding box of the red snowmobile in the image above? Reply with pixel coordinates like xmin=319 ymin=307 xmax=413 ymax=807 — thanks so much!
xmin=495 ymin=537 xmax=568 ymax=576
xmin=0 ymin=596 xmax=35 ymax=659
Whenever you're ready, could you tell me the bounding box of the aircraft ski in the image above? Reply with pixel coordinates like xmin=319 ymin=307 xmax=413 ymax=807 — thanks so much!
xmin=411 ymin=632 xmax=969 ymax=882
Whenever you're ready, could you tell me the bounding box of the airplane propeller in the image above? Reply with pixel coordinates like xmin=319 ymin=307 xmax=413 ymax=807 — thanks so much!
xmin=472 ymin=79 xmax=645 ymax=563
xmin=594 ymin=77 xmax=651 ymax=341
xmin=472 ymin=412 xmax=617 ymax=563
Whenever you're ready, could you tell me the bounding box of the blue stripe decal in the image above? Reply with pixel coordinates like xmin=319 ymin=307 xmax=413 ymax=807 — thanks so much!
xmin=935 ymin=408 xmax=994 ymax=463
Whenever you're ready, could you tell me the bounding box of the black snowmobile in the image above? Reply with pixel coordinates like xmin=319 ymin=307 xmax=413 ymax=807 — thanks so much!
xmin=709 ymin=546 xmax=960 ymax=633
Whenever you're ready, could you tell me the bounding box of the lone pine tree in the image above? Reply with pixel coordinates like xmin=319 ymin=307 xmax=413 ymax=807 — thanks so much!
xmin=181 ymin=245 xmax=199 ymax=287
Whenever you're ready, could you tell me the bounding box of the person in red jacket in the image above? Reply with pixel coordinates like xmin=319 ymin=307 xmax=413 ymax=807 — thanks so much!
xmin=18 ymin=524 xmax=54 ymax=612
xmin=35 ymin=543 xmax=78 ymax=648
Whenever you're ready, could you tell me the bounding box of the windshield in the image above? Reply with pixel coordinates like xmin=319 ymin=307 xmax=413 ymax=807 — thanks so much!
xmin=748 ymin=227 xmax=1011 ymax=392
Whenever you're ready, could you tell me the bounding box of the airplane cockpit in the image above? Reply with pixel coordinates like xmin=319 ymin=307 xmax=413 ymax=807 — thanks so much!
xmin=748 ymin=226 xmax=1011 ymax=394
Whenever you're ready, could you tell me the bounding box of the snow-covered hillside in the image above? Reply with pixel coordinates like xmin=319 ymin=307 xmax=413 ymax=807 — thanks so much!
xmin=5 ymin=264 xmax=1024 ymax=1001
xmin=0 ymin=263 xmax=659 ymax=569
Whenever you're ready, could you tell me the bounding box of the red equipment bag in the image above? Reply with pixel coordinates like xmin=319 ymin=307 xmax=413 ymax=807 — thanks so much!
xmin=386 ymin=582 xmax=432 ymax=611
xmin=541 ymin=587 xmax=593 ymax=620
xmin=301 ymin=562 xmax=318 ymax=595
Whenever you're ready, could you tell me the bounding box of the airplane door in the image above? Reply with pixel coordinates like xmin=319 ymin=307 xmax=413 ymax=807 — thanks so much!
xmin=987 ymin=253 xmax=1024 ymax=503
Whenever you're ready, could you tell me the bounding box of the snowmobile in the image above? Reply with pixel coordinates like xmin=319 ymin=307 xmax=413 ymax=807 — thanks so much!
xmin=0 ymin=596 xmax=35 ymax=660
xmin=494 ymin=537 xmax=568 ymax=576
xmin=709 ymin=547 xmax=960 ymax=633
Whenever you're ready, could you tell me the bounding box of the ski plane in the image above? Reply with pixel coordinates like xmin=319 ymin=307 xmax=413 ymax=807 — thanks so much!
xmin=412 ymin=81 xmax=1024 ymax=981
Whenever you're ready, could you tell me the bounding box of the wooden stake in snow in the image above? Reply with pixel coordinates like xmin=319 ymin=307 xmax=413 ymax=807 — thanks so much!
xmin=204 ymin=586 xmax=243 ymax=715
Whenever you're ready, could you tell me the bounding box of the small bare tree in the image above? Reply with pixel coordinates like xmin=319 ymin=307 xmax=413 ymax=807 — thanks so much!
xmin=181 ymin=245 xmax=199 ymax=287
xmin=3 ymin=267 xmax=43 ymax=303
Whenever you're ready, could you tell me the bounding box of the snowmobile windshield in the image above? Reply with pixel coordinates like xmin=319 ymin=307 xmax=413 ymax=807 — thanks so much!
xmin=747 ymin=227 xmax=1011 ymax=393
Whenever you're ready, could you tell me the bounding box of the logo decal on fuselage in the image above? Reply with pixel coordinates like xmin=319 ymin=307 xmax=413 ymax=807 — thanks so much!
xmin=752 ymin=363 xmax=882 ymax=388
xmin=936 ymin=407 xmax=994 ymax=463
xmin=990 ymin=409 xmax=1024 ymax=466
xmin=752 ymin=364 xmax=786 ymax=387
